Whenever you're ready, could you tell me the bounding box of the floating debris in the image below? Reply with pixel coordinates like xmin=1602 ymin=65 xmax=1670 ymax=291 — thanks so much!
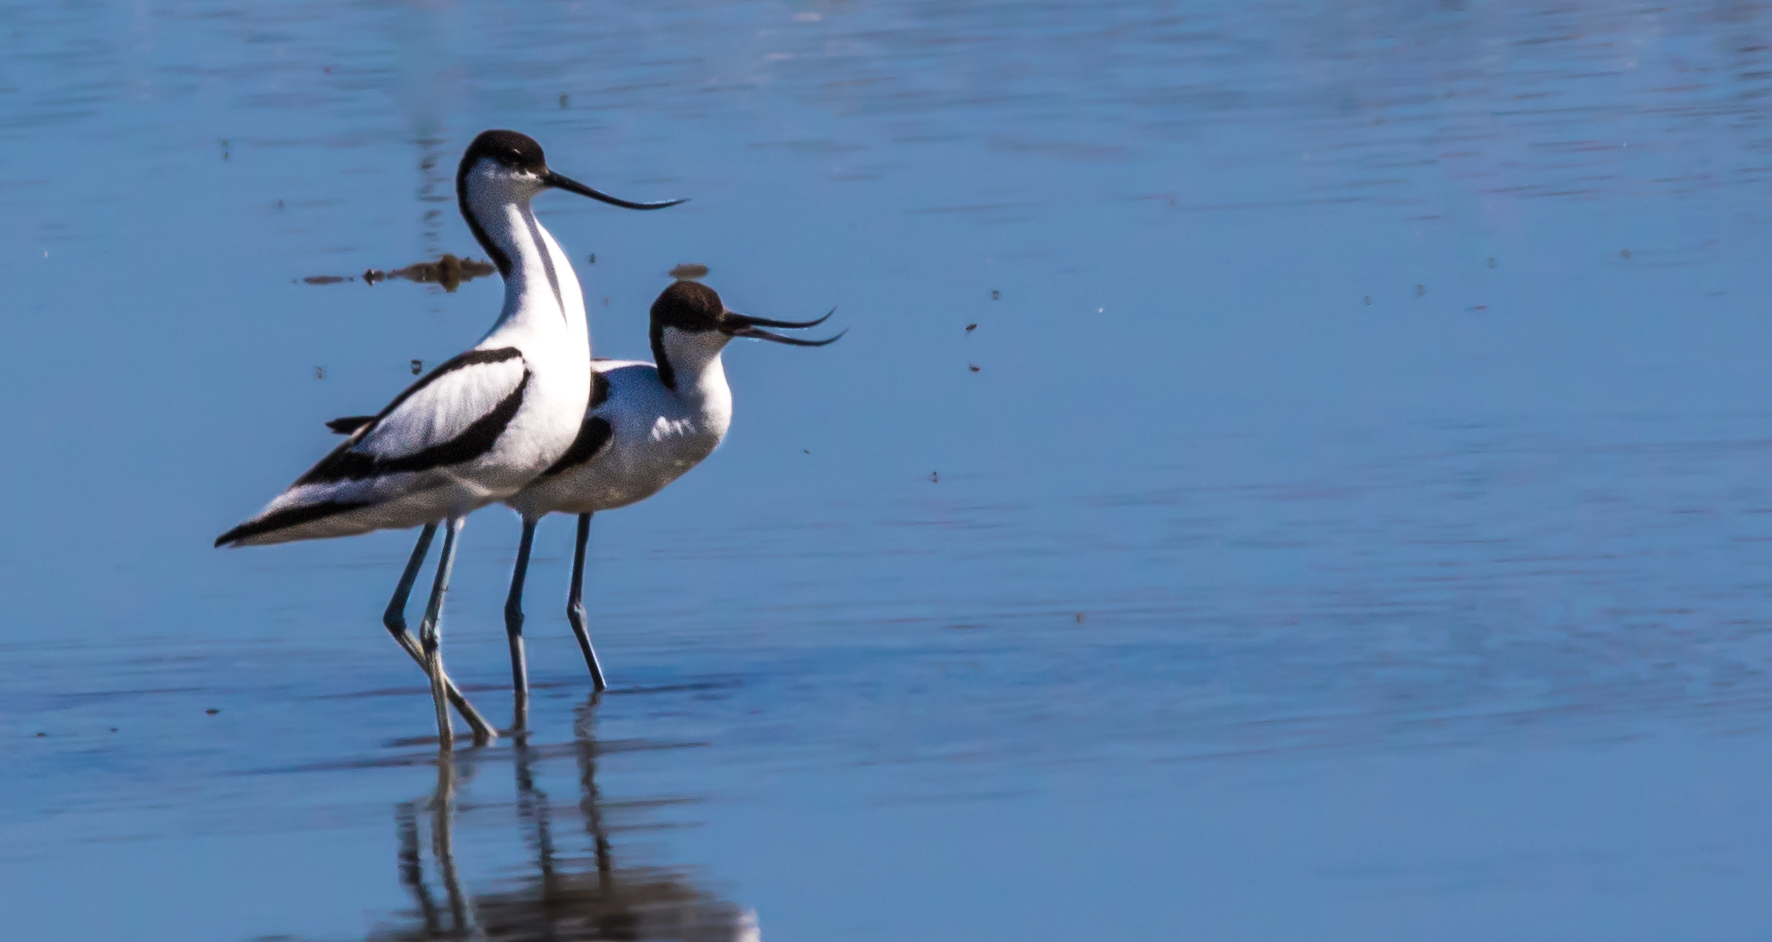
xmin=366 ymin=253 xmax=495 ymax=291
xmin=1487 ymin=256 xmax=1497 ymax=269
xmin=966 ymin=322 xmax=978 ymax=332
xmin=1621 ymin=249 xmax=1631 ymax=260
xmin=205 ymin=708 xmax=219 ymax=716
xmin=559 ymin=93 xmax=570 ymax=109
xmin=991 ymin=289 xmax=1001 ymax=300
xmin=410 ymin=359 xmax=423 ymax=375
xmin=587 ymin=253 xmax=596 ymax=264
xmin=1363 ymin=296 xmax=1371 ymax=306
xmin=315 ymin=366 xmax=325 ymax=380
xmin=969 ymin=364 xmax=980 ymax=373
xmin=670 ymin=263 xmax=710 ymax=281
xmin=929 ymin=471 xmax=939 ymax=483
xmin=1075 ymin=612 xmax=1086 ymax=623
xmin=304 ymin=253 xmax=496 ymax=292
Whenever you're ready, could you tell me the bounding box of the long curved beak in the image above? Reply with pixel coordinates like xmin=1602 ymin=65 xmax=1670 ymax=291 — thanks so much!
xmin=543 ymin=169 xmax=687 ymax=210
xmin=722 ymin=309 xmax=845 ymax=346
xmin=725 ymin=307 xmax=836 ymax=329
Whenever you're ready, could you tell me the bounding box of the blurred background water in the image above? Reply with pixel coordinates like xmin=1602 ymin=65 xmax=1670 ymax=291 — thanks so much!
xmin=5 ymin=0 xmax=1772 ymax=938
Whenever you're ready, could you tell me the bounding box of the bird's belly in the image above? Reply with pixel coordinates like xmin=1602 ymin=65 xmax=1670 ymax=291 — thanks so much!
xmin=510 ymin=432 xmax=713 ymax=518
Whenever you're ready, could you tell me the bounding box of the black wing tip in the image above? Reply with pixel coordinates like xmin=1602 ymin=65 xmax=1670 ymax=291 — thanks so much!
xmin=214 ymin=500 xmax=372 ymax=548
xmin=325 ymin=416 xmax=376 ymax=435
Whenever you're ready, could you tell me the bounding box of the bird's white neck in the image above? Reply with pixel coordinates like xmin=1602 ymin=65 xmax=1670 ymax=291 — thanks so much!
xmin=462 ymin=176 xmax=588 ymax=349
xmin=654 ymin=327 xmax=733 ymax=412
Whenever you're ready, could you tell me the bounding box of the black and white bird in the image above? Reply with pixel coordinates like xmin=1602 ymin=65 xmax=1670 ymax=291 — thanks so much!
xmin=332 ymin=281 xmax=842 ymax=727
xmin=502 ymin=280 xmax=840 ymax=724
xmin=216 ymin=129 xmax=684 ymax=747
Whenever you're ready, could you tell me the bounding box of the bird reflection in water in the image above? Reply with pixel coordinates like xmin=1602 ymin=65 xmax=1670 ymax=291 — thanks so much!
xmin=369 ymin=698 xmax=757 ymax=941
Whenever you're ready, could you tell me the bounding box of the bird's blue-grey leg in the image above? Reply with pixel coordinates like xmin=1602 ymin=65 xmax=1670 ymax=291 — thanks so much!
xmin=505 ymin=517 xmax=538 ymax=730
xmin=384 ymin=524 xmax=496 ymax=742
xmin=419 ymin=517 xmax=463 ymax=749
xmin=565 ymin=512 xmax=608 ymax=691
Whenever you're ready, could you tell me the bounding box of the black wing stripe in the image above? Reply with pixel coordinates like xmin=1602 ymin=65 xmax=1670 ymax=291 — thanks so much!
xmin=381 ymin=347 xmax=524 ymax=417
xmin=215 ymin=499 xmax=372 ymax=547
xmin=540 ymin=416 xmax=612 ymax=478
xmin=298 ymin=367 xmax=531 ymax=485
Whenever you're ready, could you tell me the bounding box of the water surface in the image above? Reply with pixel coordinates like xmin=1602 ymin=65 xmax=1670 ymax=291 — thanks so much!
xmin=4 ymin=1 xmax=1772 ymax=939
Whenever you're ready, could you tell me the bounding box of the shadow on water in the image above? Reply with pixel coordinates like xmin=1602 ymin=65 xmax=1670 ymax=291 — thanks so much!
xmin=365 ymin=697 xmax=754 ymax=942
xmin=304 ymin=254 xmax=498 ymax=292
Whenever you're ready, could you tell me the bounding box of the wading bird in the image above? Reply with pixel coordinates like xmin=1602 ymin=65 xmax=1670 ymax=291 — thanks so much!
xmin=502 ymin=281 xmax=841 ymax=725
xmin=332 ymin=281 xmax=842 ymax=727
xmin=216 ymin=129 xmax=684 ymax=747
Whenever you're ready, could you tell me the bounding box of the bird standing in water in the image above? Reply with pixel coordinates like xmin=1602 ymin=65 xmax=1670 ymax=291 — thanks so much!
xmin=216 ymin=129 xmax=684 ymax=747
xmin=327 ymin=279 xmax=831 ymax=728
xmin=335 ymin=281 xmax=841 ymax=727
xmin=502 ymin=280 xmax=840 ymax=726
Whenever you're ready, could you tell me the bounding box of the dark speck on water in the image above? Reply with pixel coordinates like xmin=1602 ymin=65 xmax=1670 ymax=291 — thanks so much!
xmin=410 ymin=359 xmax=422 ymax=375
xmin=968 ymin=363 xmax=980 ymax=372
xmin=991 ymin=289 xmax=1000 ymax=300
xmin=966 ymin=322 xmax=978 ymax=332
xmin=669 ymin=263 xmax=709 ymax=281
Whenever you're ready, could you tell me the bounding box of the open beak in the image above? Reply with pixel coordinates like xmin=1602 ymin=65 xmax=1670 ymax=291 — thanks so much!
xmin=722 ymin=308 xmax=845 ymax=346
xmin=543 ymin=169 xmax=687 ymax=210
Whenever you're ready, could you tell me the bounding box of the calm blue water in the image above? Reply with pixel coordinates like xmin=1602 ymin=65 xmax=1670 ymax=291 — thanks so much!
xmin=5 ymin=0 xmax=1772 ymax=938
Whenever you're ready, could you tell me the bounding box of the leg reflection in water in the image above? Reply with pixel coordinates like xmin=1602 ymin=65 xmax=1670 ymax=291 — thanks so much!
xmin=372 ymin=695 xmax=757 ymax=941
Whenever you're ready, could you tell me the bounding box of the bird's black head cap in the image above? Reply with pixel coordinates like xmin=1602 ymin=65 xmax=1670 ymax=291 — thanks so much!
xmin=459 ymin=129 xmax=548 ymax=178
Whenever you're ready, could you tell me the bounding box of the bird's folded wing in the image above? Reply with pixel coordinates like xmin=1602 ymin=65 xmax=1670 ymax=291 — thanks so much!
xmin=297 ymin=347 xmax=530 ymax=485
xmin=538 ymin=412 xmax=614 ymax=478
